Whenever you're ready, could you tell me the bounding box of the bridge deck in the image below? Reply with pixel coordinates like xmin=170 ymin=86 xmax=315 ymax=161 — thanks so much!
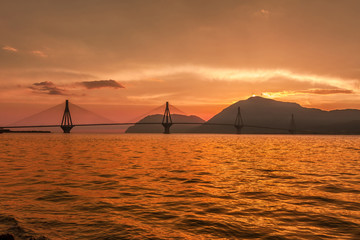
xmin=1 ymin=122 xmax=319 ymax=134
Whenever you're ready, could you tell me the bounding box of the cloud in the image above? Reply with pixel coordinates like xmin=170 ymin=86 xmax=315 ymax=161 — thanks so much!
xmin=299 ymin=89 xmax=354 ymax=95
xmin=2 ymin=45 xmax=18 ymax=52
xmin=31 ymin=50 xmax=47 ymax=58
xmin=80 ymin=80 xmax=125 ymax=89
xmin=262 ymin=88 xmax=354 ymax=98
xmin=127 ymin=93 xmax=175 ymax=101
xmin=111 ymin=65 xmax=359 ymax=92
xmin=254 ymin=9 xmax=270 ymax=18
xmin=29 ymin=81 xmax=65 ymax=95
xmin=0 ymin=69 xmax=98 ymax=86
xmin=2 ymin=46 xmax=48 ymax=57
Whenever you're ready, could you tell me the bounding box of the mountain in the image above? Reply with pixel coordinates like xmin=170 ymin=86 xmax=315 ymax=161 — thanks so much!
xmin=125 ymin=114 xmax=205 ymax=133
xmin=127 ymin=97 xmax=360 ymax=134
xmin=197 ymin=96 xmax=360 ymax=134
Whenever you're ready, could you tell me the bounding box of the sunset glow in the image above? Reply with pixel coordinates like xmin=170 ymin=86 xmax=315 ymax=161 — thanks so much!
xmin=1 ymin=0 xmax=360 ymax=123
xmin=1 ymin=2 xmax=360 ymax=239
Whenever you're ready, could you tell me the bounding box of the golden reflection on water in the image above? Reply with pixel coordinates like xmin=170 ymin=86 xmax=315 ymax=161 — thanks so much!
xmin=0 ymin=134 xmax=360 ymax=239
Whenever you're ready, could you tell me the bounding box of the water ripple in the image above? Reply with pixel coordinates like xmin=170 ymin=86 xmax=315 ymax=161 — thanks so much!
xmin=0 ymin=134 xmax=359 ymax=239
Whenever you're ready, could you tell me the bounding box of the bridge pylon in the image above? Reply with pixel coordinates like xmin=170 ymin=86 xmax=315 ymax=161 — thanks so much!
xmin=61 ymin=100 xmax=74 ymax=133
xmin=289 ymin=113 xmax=296 ymax=134
xmin=162 ymin=102 xmax=173 ymax=134
xmin=234 ymin=106 xmax=244 ymax=134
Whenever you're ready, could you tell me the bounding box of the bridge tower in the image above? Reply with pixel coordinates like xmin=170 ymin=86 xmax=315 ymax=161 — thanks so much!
xmin=162 ymin=102 xmax=173 ymax=134
xmin=234 ymin=107 xmax=244 ymax=134
xmin=61 ymin=100 xmax=74 ymax=133
xmin=289 ymin=113 xmax=296 ymax=134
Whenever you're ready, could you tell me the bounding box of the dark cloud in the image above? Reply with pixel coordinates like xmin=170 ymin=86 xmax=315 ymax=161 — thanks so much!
xmin=300 ymin=89 xmax=354 ymax=95
xmin=29 ymin=81 xmax=65 ymax=95
xmin=80 ymin=80 xmax=125 ymax=89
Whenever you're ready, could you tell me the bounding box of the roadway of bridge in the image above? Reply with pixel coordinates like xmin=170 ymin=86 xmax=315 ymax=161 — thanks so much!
xmin=1 ymin=122 xmax=317 ymax=133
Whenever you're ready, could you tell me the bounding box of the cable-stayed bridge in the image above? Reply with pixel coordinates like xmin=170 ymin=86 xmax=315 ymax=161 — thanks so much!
xmin=0 ymin=100 xmax=299 ymax=134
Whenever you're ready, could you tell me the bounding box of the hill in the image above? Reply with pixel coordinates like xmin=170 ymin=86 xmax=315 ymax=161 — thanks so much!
xmin=125 ymin=114 xmax=205 ymax=133
xmin=197 ymin=96 xmax=360 ymax=134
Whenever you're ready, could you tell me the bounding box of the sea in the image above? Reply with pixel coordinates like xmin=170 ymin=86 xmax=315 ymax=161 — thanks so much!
xmin=0 ymin=134 xmax=359 ymax=240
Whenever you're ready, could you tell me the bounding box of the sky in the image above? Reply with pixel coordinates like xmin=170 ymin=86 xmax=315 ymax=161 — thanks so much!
xmin=1 ymin=0 xmax=360 ymax=123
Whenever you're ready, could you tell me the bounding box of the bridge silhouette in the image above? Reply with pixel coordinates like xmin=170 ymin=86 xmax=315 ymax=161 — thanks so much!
xmin=1 ymin=100 xmax=299 ymax=134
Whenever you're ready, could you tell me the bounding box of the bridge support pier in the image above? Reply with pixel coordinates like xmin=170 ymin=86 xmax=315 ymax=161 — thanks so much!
xmin=163 ymin=125 xmax=171 ymax=134
xmin=61 ymin=100 xmax=74 ymax=133
xmin=61 ymin=126 xmax=73 ymax=133
xmin=289 ymin=113 xmax=296 ymax=134
xmin=235 ymin=126 xmax=243 ymax=134
xmin=162 ymin=102 xmax=173 ymax=134
xmin=234 ymin=107 xmax=244 ymax=134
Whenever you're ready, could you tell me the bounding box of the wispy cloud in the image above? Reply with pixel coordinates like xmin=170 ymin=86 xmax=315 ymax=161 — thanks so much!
xmin=127 ymin=93 xmax=175 ymax=101
xmin=300 ymin=89 xmax=354 ymax=95
xmin=29 ymin=81 xmax=65 ymax=95
xmin=80 ymin=80 xmax=125 ymax=89
xmin=113 ymin=66 xmax=360 ymax=92
xmin=30 ymin=50 xmax=47 ymax=58
xmin=254 ymin=9 xmax=270 ymax=18
xmin=2 ymin=45 xmax=18 ymax=52
xmin=262 ymin=88 xmax=354 ymax=98
xmin=2 ymin=46 xmax=48 ymax=57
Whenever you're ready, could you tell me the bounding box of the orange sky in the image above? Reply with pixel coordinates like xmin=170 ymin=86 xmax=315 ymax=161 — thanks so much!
xmin=1 ymin=0 xmax=360 ymax=124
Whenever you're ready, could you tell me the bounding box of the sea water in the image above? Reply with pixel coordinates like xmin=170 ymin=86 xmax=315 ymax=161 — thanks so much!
xmin=0 ymin=134 xmax=359 ymax=239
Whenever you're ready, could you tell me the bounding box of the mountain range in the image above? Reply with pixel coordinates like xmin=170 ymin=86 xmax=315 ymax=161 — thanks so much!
xmin=198 ymin=96 xmax=360 ymax=134
xmin=126 ymin=97 xmax=360 ymax=134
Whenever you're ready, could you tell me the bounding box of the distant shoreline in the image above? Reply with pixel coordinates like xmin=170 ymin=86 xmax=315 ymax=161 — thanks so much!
xmin=0 ymin=129 xmax=51 ymax=134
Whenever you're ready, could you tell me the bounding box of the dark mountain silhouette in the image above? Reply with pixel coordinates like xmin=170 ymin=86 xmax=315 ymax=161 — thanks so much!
xmin=126 ymin=114 xmax=205 ymax=133
xmin=197 ymin=96 xmax=360 ymax=134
